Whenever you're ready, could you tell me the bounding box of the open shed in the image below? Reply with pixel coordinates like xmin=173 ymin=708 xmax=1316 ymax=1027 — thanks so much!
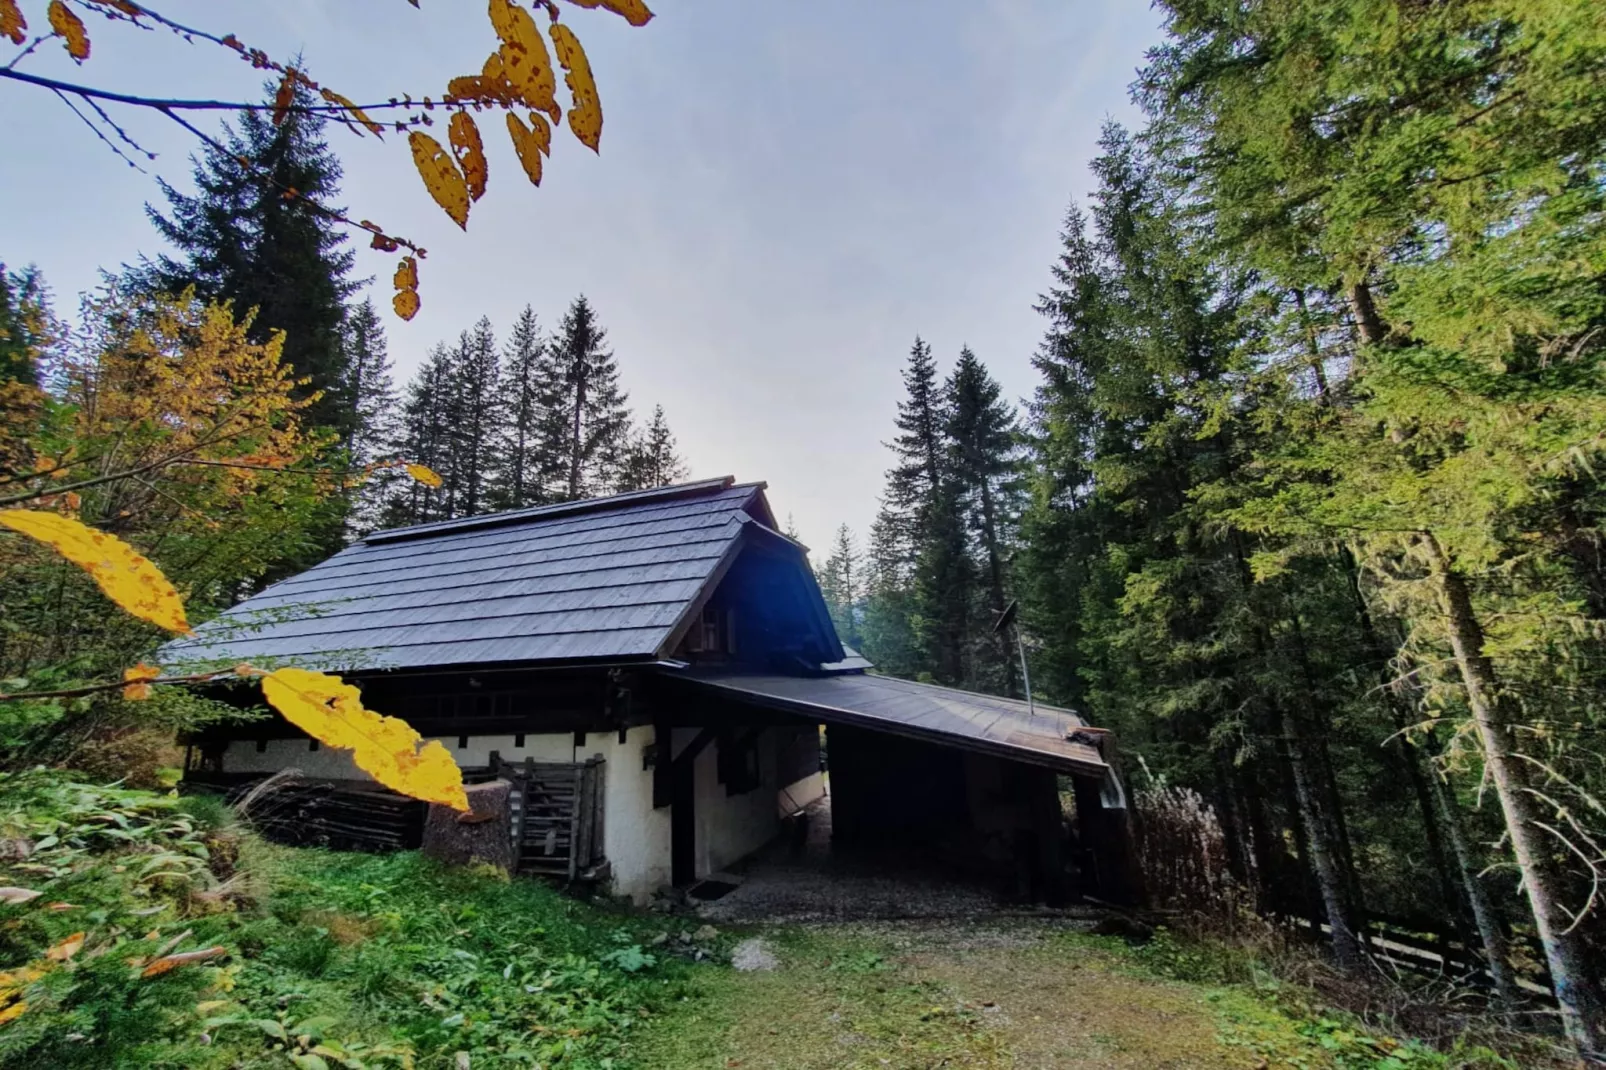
xmin=165 ymin=478 xmax=1133 ymax=905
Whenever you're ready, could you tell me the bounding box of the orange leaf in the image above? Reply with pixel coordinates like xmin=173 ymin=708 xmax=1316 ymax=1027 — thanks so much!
xmin=449 ymin=111 xmax=488 ymax=201
xmin=140 ymin=945 xmax=226 ymax=978
xmin=0 ymin=511 xmax=190 ymax=634
xmin=549 ymin=22 xmax=601 ymax=152
xmin=260 ymin=668 xmax=468 ymax=810
xmin=506 ymin=112 xmax=546 ymax=186
xmin=409 ymin=131 xmax=470 ymax=229
xmin=0 ymin=1000 xmax=25 ymax=1025
xmin=405 ymin=463 xmax=443 ymax=488
xmin=488 ymin=0 xmax=558 ymax=118
xmin=122 ymin=662 xmax=160 ymax=701
xmin=393 ymin=289 xmax=422 ymax=321
xmin=46 ymin=932 xmax=84 ymax=962
xmin=271 ymin=68 xmax=298 ymax=127
xmin=563 ymin=0 xmax=654 ymax=26
xmin=320 ymin=87 xmax=384 ymax=138
xmin=393 ymin=256 xmax=421 ymax=321
xmin=47 ymin=0 xmax=88 ymax=61
xmin=0 ymin=0 xmax=25 ymax=47
xmin=394 ymin=256 xmax=419 ymax=292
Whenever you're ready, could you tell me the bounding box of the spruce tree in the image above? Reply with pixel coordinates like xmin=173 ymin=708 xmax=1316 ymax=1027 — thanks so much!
xmin=881 ymin=336 xmax=946 ymax=566
xmin=446 ymin=317 xmax=502 ymax=518
xmin=490 ymin=306 xmax=549 ymax=510
xmin=616 ymin=404 xmax=688 ymax=492
xmin=541 ymin=295 xmax=631 ymax=500
xmin=944 ymin=346 xmax=1022 ymax=695
xmin=818 ymin=524 xmax=863 ymax=650
xmin=143 ymin=77 xmax=356 ymax=435
xmin=338 ymin=298 xmax=397 ymax=533
xmin=386 ymin=347 xmax=454 ymax=527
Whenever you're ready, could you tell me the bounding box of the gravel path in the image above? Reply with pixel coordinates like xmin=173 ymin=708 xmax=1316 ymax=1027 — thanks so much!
xmin=692 ymin=796 xmax=1102 ymax=926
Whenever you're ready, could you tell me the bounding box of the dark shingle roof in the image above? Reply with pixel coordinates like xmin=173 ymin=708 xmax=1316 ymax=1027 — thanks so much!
xmin=663 ymin=670 xmax=1108 ymax=775
xmin=161 ymin=478 xmax=770 ymax=672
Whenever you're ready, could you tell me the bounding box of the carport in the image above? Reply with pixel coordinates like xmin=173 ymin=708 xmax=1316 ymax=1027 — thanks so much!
xmin=649 ymin=667 xmax=1140 ymax=906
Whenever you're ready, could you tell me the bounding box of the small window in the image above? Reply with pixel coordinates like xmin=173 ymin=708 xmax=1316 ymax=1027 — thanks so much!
xmin=717 ymin=731 xmax=762 ymax=796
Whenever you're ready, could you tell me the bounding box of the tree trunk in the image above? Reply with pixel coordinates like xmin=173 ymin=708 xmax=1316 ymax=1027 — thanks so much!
xmin=1292 ymin=288 xmax=1331 ymax=403
xmin=977 ymin=477 xmax=1017 ymax=696
xmin=1281 ymin=703 xmax=1364 ymax=968
xmin=567 ymin=370 xmax=585 ymax=500
xmin=1347 ymin=279 xmax=1388 ymax=348
xmin=1421 ymin=736 xmax=1519 ymax=1006
xmin=1424 ymin=533 xmax=1605 ymax=1054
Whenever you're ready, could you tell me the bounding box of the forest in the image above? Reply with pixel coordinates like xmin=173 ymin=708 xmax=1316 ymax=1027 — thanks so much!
xmin=817 ymin=0 xmax=1606 ymax=1057
xmin=2 ymin=0 xmax=1604 ymax=1066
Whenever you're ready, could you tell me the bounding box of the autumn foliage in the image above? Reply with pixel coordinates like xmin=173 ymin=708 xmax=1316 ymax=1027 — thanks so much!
xmin=0 ymin=0 xmax=653 ymax=321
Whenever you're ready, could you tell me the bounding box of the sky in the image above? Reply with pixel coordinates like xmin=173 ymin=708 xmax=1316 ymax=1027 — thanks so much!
xmin=0 ymin=0 xmax=1163 ymax=556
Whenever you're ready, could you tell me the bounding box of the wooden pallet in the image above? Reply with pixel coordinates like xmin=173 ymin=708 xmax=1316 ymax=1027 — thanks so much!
xmin=483 ymin=754 xmax=606 ymax=879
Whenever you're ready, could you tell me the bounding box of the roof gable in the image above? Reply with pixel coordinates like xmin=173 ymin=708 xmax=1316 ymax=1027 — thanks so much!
xmin=161 ymin=478 xmax=817 ymax=674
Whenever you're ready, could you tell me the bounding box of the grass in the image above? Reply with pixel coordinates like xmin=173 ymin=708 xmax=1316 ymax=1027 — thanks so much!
xmin=0 ymin=770 xmax=692 ymax=1069
xmin=625 ymin=922 xmax=1534 ymax=1070
xmin=0 ymin=770 xmax=1558 ymax=1069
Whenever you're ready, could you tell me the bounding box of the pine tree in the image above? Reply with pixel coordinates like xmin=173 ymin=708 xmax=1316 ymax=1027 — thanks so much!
xmin=491 ymin=306 xmax=548 ymax=510
xmin=616 ymin=404 xmax=688 ymax=492
xmin=541 ymin=295 xmax=631 ymax=501
xmin=385 ymin=346 xmax=454 ymax=527
xmin=945 ymin=346 xmax=1022 ymax=695
xmin=446 ymin=317 xmax=502 ymax=518
xmin=881 ymin=337 xmax=946 ymax=566
xmin=338 ymin=298 xmax=397 ymax=534
xmin=818 ymin=525 xmax=863 ymax=650
xmin=142 ymin=76 xmax=356 ymax=435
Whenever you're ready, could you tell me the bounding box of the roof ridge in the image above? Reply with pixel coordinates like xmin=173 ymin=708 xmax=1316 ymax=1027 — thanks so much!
xmin=364 ymin=477 xmax=741 ymax=545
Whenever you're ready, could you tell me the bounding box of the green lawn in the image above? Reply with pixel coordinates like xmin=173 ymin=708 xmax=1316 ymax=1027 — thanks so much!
xmin=0 ymin=772 xmax=1546 ymax=1070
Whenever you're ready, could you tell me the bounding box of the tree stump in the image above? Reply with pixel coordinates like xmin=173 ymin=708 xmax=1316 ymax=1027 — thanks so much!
xmin=422 ymin=779 xmax=514 ymax=873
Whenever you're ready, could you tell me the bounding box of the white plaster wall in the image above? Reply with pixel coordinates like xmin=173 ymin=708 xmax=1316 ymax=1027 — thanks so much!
xmin=593 ymin=725 xmax=670 ymax=904
xmin=221 ymin=738 xmax=365 ymax=778
xmin=221 ymin=732 xmax=580 ymax=777
xmin=693 ymin=728 xmax=783 ymax=877
xmin=222 ymin=729 xmax=673 ymax=905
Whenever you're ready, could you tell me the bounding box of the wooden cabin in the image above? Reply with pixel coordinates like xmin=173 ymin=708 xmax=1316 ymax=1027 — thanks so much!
xmin=166 ymin=478 xmax=1131 ymax=904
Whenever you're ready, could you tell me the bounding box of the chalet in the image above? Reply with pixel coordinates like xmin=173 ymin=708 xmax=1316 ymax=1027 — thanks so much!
xmin=165 ymin=478 xmax=1132 ymax=905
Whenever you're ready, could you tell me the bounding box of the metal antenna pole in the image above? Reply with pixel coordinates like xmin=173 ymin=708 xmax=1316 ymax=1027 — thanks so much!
xmin=992 ymin=599 xmax=1035 ymax=721
xmin=1016 ymin=628 xmax=1035 ymax=721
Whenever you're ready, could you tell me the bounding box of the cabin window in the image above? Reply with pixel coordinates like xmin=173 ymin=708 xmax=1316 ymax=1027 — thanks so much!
xmin=683 ymin=604 xmax=736 ymax=659
xmin=717 ymin=730 xmax=762 ymax=795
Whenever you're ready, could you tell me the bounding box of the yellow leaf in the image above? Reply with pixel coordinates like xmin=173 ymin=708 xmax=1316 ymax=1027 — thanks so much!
xmin=394 ymin=256 xmax=419 ymax=292
xmin=319 ymin=87 xmax=385 ymax=138
xmin=394 ymin=289 xmax=421 ymax=321
xmin=0 ymin=511 xmax=190 ymax=634
xmin=0 ymin=0 xmax=26 ymax=47
xmin=449 ymin=111 xmax=488 ymax=202
xmin=488 ymin=0 xmax=558 ymax=118
xmin=549 ymin=22 xmax=601 ymax=152
xmin=563 ymin=0 xmax=654 ymax=26
xmin=507 ymin=113 xmax=546 ymax=186
xmin=405 ymin=463 xmax=443 ymax=488
xmin=409 ymin=131 xmax=470 ymax=229
xmin=46 ymin=932 xmax=84 ymax=962
xmin=393 ymin=256 xmax=421 ymax=321
xmin=122 ymin=662 xmax=161 ymax=701
xmin=272 ymin=68 xmax=298 ymax=127
xmin=260 ymin=668 xmax=468 ymax=810
xmin=0 ymin=1000 xmax=25 ymax=1025
xmin=47 ymin=0 xmax=87 ymax=61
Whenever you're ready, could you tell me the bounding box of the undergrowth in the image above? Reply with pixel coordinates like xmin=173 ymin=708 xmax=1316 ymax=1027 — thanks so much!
xmin=0 ymin=770 xmax=688 ymax=1069
xmin=1093 ymin=927 xmax=1559 ymax=1069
